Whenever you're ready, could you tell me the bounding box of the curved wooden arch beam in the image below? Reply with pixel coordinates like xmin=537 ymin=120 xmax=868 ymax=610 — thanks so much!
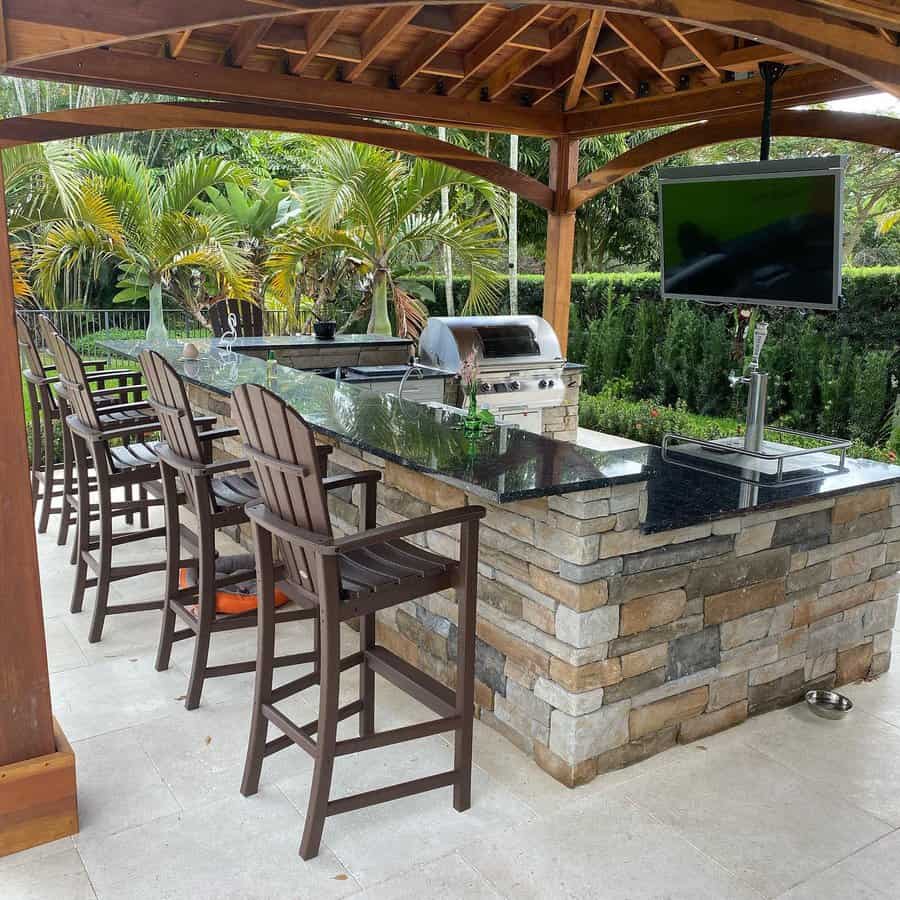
xmin=568 ymin=108 xmax=900 ymax=209
xmin=4 ymin=0 xmax=899 ymax=97
xmin=0 ymin=101 xmax=554 ymax=211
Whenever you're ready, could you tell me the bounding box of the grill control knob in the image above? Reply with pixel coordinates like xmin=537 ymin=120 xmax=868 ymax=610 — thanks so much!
xmin=538 ymin=379 xmax=548 ymax=389
xmin=548 ymin=379 xmax=555 ymax=388
xmin=509 ymin=380 xmax=521 ymax=391
xmin=479 ymin=382 xmax=492 ymax=393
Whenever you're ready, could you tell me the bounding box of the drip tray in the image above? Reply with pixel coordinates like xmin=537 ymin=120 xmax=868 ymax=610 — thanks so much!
xmin=662 ymin=429 xmax=850 ymax=485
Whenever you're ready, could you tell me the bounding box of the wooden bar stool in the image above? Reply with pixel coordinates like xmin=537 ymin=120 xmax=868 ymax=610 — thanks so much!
xmin=15 ymin=313 xmax=144 ymax=540
xmin=231 ymin=383 xmax=484 ymax=860
xmin=208 ymin=298 xmax=264 ymax=338
xmin=139 ymin=350 xmax=331 ymax=709
xmin=35 ymin=314 xmax=148 ymax=546
xmin=50 ymin=332 xmax=198 ymax=643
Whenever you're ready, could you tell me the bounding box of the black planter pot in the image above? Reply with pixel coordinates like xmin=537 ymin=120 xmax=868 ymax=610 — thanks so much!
xmin=313 ymin=321 xmax=337 ymax=340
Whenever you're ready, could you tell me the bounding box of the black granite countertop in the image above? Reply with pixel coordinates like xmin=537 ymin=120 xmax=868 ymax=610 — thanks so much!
xmin=215 ymin=335 xmax=414 ymax=351
xmin=103 ymin=339 xmax=900 ymax=525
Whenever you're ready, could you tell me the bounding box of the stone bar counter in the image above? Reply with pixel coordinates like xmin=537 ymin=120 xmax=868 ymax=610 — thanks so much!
xmin=106 ymin=340 xmax=900 ymax=787
xmin=224 ymin=333 xmax=414 ymax=369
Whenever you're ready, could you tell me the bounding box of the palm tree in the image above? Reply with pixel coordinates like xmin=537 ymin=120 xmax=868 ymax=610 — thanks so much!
xmin=266 ymin=139 xmax=505 ymax=337
xmin=31 ymin=149 xmax=254 ymax=327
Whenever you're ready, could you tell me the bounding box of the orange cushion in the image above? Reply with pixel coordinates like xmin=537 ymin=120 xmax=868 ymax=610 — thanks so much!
xmin=178 ymin=565 xmax=290 ymax=615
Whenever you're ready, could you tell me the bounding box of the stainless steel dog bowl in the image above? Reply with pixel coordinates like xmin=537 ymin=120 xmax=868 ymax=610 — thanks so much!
xmin=805 ymin=689 xmax=853 ymax=719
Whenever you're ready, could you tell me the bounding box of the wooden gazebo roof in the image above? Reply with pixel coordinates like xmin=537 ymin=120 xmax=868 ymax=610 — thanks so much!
xmin=3 ymin=2 xmax=899 ymax=138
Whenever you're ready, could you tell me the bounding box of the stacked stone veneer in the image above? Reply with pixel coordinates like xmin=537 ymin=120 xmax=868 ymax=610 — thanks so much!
xmin=188 ymin=383 xmax=900 ymax=788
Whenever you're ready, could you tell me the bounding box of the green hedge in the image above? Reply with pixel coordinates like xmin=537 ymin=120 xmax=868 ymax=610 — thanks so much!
xmin=430 ymin=268 xmax=900 ymax=447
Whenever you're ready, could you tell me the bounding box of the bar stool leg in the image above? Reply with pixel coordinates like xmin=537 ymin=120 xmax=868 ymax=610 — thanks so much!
xmin=184 ymin=527 xmax=216 ymax=710
xmin=57 ymin=419 xmax=75 ymax=547
xmin=87 ymin=449 xmax=114 ymax=644
xmin=37 ymin=390 xmax=56 ymax=534
xmin=70 ymin=435 xmax=92 ymax=614
xmin=26 ymin=383 xmax=41 ymax=511
xmin=139 ymin=485 xmax=149 ymax=530
xmin=359 ymin=613 xmax=375 ymax=736
xmin=123 ymin=483 xmax=134 ymax=526
xmin=156 ymin=463 xmax=181 ymax=672
xmin=299 ymin=567 xmax=342 ymax=861
xmin=453 ymin=518 xmax=479 ymax=813
xmin=242 ymin=523 xmax=277 ymax=797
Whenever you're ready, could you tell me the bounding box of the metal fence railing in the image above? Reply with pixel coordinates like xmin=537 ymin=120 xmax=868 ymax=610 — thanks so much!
xmin=18 ymin=306 xmax=297 ymax=359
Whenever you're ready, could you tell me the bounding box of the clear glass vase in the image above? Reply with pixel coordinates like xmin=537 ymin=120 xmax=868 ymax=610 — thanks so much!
xmin=145 ymin=281 xmax=169 ymax=344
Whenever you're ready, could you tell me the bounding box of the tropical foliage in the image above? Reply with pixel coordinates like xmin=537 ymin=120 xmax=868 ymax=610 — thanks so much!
xmin=265 ymin=139 xmax=505 ymax=336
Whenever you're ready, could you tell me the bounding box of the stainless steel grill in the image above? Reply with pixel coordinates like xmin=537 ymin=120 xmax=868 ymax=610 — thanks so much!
xmin=418 ymin=316 xmax=567 ymax=435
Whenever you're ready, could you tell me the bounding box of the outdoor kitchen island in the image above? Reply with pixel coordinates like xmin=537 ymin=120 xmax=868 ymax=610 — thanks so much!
xmin=108 ymin=338 xmax=900 ymax=787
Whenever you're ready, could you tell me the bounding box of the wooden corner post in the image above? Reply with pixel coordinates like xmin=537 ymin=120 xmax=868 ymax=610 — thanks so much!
xmin=542 ymin=137 xmax=579 ymax=356
xmin=0 ymin=156 xmax=78 ymax=857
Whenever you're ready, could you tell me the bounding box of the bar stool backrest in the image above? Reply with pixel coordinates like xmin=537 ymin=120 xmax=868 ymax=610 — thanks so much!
xmin=231 ymin=383 xmax=332 ymax=597
xmin=209 ymin=298 xmax=264 ymax=338
xmin=139 ymin=350 xmax=207 ymax=509
xmin=50 ymin=331 xmax=104 ymax=432
xmin=15 ymin=313 xmax=48 ymax=380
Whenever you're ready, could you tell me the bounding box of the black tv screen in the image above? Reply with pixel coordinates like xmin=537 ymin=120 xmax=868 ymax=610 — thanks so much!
xmin=660 ymin=156 xmax=845 ymax=310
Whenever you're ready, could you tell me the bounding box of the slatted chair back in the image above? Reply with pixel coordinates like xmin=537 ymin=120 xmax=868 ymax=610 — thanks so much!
xmin=49 ymin=331 xmax=104 ymax=432
xmin=15 ymin=313 xmax=48 ymax=380
xmin=36 ymin=314 xmax=60 ymax=356
xmin=139 ymin=350 xmax=208 ymax=511
xmin=208 ymin=298 xmax=264 ymax=338
xmin=231 ymin=383 xmax=331 ymax=598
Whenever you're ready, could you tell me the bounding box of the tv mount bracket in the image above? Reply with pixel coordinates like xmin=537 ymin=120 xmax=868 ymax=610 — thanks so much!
xmin=759 ymin=61 xmax=788 ymax=162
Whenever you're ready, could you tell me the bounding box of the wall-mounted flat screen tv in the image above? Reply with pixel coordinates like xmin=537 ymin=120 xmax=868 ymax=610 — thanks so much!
xmin=659 ymin=156 xmax=845 ymax=311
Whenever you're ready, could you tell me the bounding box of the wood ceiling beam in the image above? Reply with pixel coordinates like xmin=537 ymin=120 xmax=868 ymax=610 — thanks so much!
xmin=569 ymin=107 xmax=900 ymax=208
xmin=166 ymin=30 xmax=192 ymax=59
xmin=4 ymin=0 xmax=899 ymax=98
xmin=345 ymin=5 xmax=422 ymax=82
xmin=225 ymin=17 xmax=274 ymax=67
xmin=714 ymin=43 xmax=803 ymax=72
xmin=0 ymin=99 xmax=555 ymax=208
xmin=394 ymin=4 xmax=484 ymax=88
xmin=597 ymin=52 xmax=641 ymax=97
xmin=565 ymin=10 xmax=606 ymax=110
xmin=605 ymin=12 xmax=676 ymax=86
xmin=662 ymin=20 xmax=722 ymax=77
xmin=288 ymin=11 xmax=345 ymax=76
xmin=566 ymin=65 xmax=866 ymax=136
xmin=11 ymin=47 xmax=564 ymax=136
xmin=446 ymin=4 xmax=548 ymax=96
xmin=477 ymin=10 xmax=589 ymax=100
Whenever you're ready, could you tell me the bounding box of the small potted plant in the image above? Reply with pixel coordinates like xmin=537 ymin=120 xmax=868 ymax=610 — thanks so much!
xmin=459 ymin=350 xmax=495 ymax=437
xmin=296 ymin=295 xmax=339 ymax=339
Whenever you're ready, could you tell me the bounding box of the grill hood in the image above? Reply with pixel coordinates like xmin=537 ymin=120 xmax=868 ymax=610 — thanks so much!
xmin=418 ymin=316 xmax=563 ymax=373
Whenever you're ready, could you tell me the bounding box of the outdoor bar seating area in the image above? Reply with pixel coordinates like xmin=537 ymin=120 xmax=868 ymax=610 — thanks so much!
xmin=1 ymin=2 xmax=900 ymax=898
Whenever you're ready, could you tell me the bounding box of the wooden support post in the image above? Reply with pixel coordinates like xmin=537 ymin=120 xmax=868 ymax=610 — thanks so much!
xmin=542 ymin=138 xmax=579 ymax=356
xmin=0 ymin=156 xmax=77 ymax=856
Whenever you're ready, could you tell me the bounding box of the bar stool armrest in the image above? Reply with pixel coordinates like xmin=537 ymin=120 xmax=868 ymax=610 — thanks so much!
xmin=196 ymin=427 xmax=240 ymax=442
xmin=322 ymin=470 xmax=381 ymax=492
xmin=333 ymin=505 xmax=485 ymax=555
xmin=156 ymin=442 xmax=251 ymax=477
xmin=245 ymin=501 xmax=335 ymax=554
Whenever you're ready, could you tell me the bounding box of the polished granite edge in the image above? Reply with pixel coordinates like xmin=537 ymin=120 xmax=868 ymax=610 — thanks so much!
xmin=102 ymin=339 xmax=900 ymax=523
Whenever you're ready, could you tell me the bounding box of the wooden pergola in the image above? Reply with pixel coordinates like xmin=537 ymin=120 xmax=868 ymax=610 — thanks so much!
xmin=1 ymin=0 xmax=898 ymax=855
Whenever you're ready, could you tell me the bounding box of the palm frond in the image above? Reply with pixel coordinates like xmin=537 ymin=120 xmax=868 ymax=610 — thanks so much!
xmin=160 ymin=156 xmax=249 ymax=216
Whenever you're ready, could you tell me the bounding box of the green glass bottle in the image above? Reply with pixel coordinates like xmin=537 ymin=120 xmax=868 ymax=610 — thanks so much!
xmin=266 ymin=349 xmax=277 ymax=388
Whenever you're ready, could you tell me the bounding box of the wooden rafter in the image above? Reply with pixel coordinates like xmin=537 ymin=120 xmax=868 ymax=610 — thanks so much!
xmin=565 ymin=10 xmax=605 ymax=110
xmin=569 ymin=108 xmax=900 ymax=207
xmin=166 ymin=29 xmax=192 ymax=59
xmin=598 ymin=52 xmax=641 ymax=97
xmin=225 ymin=17 xmax=274 ymax=67
xmin=288 ymin=11 xmax=345 ymax=76
xmin=394 ymin=4 xmax=485 ymax=88
xmin=606 ymin=13 xmax=676 ymax=86
xmin=662 ymin=20 xmax=722 ymax=78
xmin=345 ymin=5 xmax=422 ymax=82
xmin=12 ymin=47 xmax=565 ymax=135
xmin=566 ymin=64 xmax=866 ymax=135
xmin=715 ymin=43 xmax=801 ymax=72
xmin=475 ymin=9 xmax=589 ymax=100
xmin=447 ymin=4 xmax=549 ymax=96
